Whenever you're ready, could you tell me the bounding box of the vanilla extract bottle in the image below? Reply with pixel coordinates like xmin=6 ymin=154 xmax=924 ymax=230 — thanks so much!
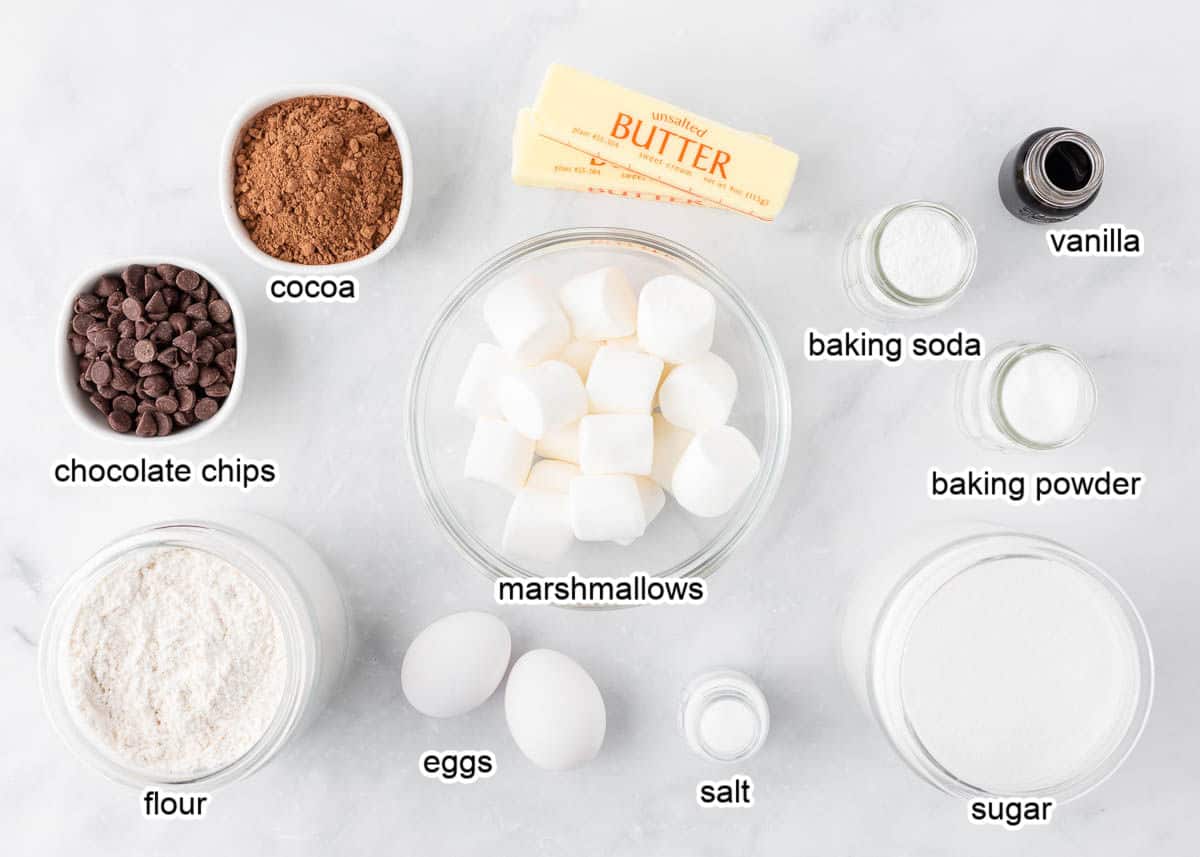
xmin=998 ymin=127 xmax=1104 ymax=223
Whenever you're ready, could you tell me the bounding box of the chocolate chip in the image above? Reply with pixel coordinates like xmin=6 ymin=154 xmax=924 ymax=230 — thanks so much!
xmin=107 ymin=292 xmax=124 ymax=313
xmin=157 ymin=346 xmax=180 ymax=368
xmin=161 ymin=287 xmax=180 ymax=308
xmin=156 ymin=264 xmax=181 ymax=284
xmin=97 ymin=384 xmax=118 ymax=399
xmin=116 ymin=338 xmax=135 ymax=360
xmin=89 ymin=360 xmax=112 ymax=386
xmin=152 ymin=321 xmax=174 ymax=343
xmin=89 ymin=394 xmax=111 ymax=415
xmin=138 ymin=362 xmax=166 ymax=377
xmin=192 ymin=320 xmax=213 ymax=338
xmin=134 ymin=339 xmax=156 ymax=363
xmin=137 ymin=400 xmax=158 ymax=414
xmin=135 ymin=411 xmax=158 ymax=437
xmin=176 ymin=269 xmax=201 ymax=291
xmin=173 ymin=410 xmax=193 ymax=427
xmin=134 ymin=320 xmax=152 ymax=339
xmin=122 ymin=264 xmax=147 ymax=290
xmin=143 ymin=273 xmax=164 ymax=296
xmin=193 ymin=339 xmax=216 ymax=365
xmin=118 ymin=319 xmax=136 ymax=338
xmin=198 ymin=366 xmax=221 ymax=388
xmin=155 ymin=412 xmax=173 ymax=436
xmin=168 ymin=312 xmax=189 ymax=335
xmin=215 ymin=348 xmax=236 ymax=376
xmin=143 ymin=374 xmax=169 ymax=398
xmin=208 ymin=299 xmax=232 ymax=324
xmin=78 ymin=373 xmax=95 ymax=393
xmin=121 ymin=297 xmax=144 ymax=321
xmin=185 ymin=302 xmax=208 ymax=321
xmin=95 ymin=329 xmax=118 ymax=352
xmin=96 ymin=276 xmax=121 ymax=297
xmin=194 ymin=281 xmax=210 ymax=302
xmin=155 ymin=395 xmax=178 ymax=414
xmin=107 ymin=410 xmax=133 ymax=433
xmin=194 ymin=397 xmax=219 ymax=421
xmin=145 ymin=290 xmax=168 ymax=317
xmin=112 ymin=366 xmax=136 ymax=392
xmin=69 ymin=334 xmax=86 ymax=356
xmin=178 ymin=386 xmax=196 ymax=412
xmin=174 ymin=361 xmax=199 ymax=386
xmin=71 ymin=314 xmax=91 ymax=335
xmin=113 ymin=395 xmax=137 ymax=414
xmin=204 ymin=383 xmax=231 ymax=398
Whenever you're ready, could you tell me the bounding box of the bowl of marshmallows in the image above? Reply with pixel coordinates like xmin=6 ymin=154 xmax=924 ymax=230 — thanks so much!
xmin=408 ymin=227 xmax=791 ymax=586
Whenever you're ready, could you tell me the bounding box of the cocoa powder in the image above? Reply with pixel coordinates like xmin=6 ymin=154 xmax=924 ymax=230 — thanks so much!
xmin=233 ymin=96 xmax=404 ymax=265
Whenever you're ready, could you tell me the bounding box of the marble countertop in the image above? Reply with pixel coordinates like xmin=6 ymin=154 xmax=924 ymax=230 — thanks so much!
xmin=3 ymin=0 xmax=1196 ymax=854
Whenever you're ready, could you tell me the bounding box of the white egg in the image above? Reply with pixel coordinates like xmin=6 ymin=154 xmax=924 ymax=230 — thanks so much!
xmin=401 ymin=611 xmax=512 ymax=718
xmin=504 ymin=649 xmax=606 ymax=770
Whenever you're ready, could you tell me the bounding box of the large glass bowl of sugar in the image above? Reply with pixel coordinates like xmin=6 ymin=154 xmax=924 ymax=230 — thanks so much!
xmin=407 ymin=228 xmax=791 ymax=591
xmin=849 ymin=529 xmax=1153 ymax=801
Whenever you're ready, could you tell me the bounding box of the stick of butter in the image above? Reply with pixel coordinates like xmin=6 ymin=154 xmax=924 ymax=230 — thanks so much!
xmin=531 ymin=64 xmax=798 ymax=221
xmin=512 ymin=109 xmax=713 ymax=207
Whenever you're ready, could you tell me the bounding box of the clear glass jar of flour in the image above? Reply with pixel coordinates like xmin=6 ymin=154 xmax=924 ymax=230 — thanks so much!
xmin=957 ymin=342 xmax=1097 ymax=450
xmin=842 ymin=201 xmax=977 ymax=319
xmin=39 ymin=516 xmax=350 ymax=790
xmin=841 ymin=524 xmax=1153 ymax=801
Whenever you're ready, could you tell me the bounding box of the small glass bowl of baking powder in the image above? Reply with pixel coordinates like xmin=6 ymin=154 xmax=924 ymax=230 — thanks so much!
xmin=39 ymin=516 xmax=349 ymax=790
xmin=843 ymin=200 xmax=977 ymax=319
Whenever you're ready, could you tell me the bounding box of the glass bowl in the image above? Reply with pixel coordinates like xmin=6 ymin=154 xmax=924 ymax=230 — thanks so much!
xmin=407 ymin=227 xmax=791 ymax=586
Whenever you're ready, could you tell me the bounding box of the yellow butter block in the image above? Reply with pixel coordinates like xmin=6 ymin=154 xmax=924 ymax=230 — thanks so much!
xmin=512 ymin=109 xmax=712 ymax=207
xmin=531 ymin=64 xmax=798 ymax=221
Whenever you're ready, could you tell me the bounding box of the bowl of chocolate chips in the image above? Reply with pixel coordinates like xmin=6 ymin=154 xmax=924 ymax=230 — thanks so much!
xmin=58 ymin=258 xmax=244 ymax=443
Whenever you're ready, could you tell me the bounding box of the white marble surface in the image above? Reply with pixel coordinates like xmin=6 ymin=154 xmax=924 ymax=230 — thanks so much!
xmin=2 ymin=0 xmax=1197 ymax=853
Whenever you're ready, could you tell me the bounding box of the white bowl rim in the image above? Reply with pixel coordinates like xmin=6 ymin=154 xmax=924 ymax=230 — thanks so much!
xmin=406 ymin=226 xmax=793 ymax=592
xmin=57 ymin=256 xmax=248 ymax=447
xmin=218 ymin=83 xmax=413 ymax=275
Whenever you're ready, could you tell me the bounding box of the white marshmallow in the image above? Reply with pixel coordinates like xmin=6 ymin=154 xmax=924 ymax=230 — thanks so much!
xmin=569 ymin=475 xmax=647 ymax=542
xmin=659 ymin=352 xmax=738 ymax=433
xmin=484 ymin=274 xmax=571 ymax=363
xmin=579 ymin=414 xmax=653 ymax=476
xmin=455 ymin=343 xmax=518 ymax=419
xmin=651 ymin=413 xmax=695 ymax=493
xmin=559 ymin=340 xmax=601 ymax=381
xmin=535 ymin=420 xmax=580 ymax=463
xmin=526 ymin=459 xmax=580 ymax=493
xmin=502 ymin=491 xmax=573 ymax=562
xmin=585 ymin=346 xmax=664 ymax=415
xmin=498 ymin=361 xmax=587 ymax=440
xmin=559 ymin=267 xmax=637 ymax=340
xmin=464 ymin=417 xmax=535 ymax=494
xmin=672 ymin=425 xmax=760 ymax=517
xmin=603 ymin=335 xmax=642 ymax=352
xmin=616 ymin=477 xmax=666 ymax=546
xmin=635 ymin=476 xmax=666 ymax=525
xmin=636 ymin=275 xmax=716 ymax=364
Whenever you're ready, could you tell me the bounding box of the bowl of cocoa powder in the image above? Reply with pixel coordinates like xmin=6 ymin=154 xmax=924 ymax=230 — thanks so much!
xmin=220 ymin=85 xmax=412 ymax=272
xmin=57 ymin=258 xmax=246 ymax=444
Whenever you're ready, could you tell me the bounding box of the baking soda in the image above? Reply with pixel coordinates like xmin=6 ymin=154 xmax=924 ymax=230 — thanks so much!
xmin=901 ymin=556 xmax=1140 ymax=793
xmin=67 ymin=546 xmax=286 ymax=776
xmin=877 ymin=206 xmax=969 ymax=298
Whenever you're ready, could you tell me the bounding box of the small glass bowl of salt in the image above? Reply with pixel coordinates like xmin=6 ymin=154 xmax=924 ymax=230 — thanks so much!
xmin=843 ymin=200 xmax=978 ymax=319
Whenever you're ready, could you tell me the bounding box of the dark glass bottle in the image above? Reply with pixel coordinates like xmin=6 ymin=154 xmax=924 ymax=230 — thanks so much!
xmin=998 ymin=128 xmax=1104 ymax=223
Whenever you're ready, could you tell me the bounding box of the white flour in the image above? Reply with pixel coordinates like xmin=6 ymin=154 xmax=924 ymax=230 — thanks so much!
xmin=67 ymin=546 xmax=286 ymax=776
xmin=877 ymin=206 xmax=968 ymax=298
xmin=900 ymin=556 xmax=1139 ymax=793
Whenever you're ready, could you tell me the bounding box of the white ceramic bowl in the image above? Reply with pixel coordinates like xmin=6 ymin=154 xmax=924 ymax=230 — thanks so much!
xmin=219 ymin=84 xmax=413 ymax=274
xmin=57 ymin=257 xmax=247 ymax=446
